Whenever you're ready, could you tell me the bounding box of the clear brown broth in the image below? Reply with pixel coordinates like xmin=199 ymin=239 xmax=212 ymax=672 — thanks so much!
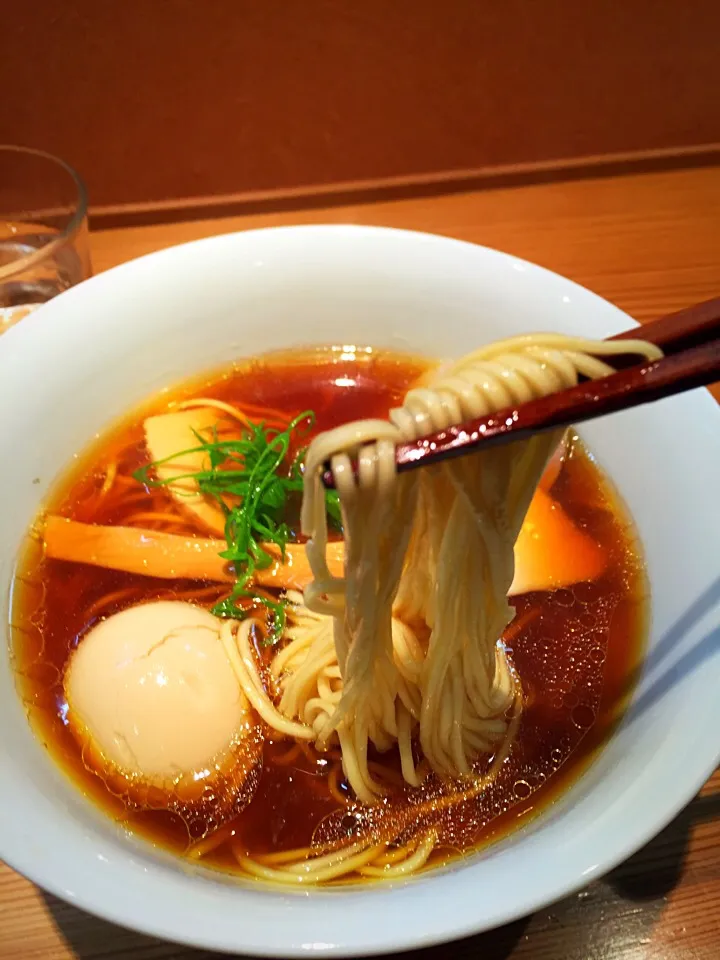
xmin=10 ymin=346 xmax=648 ymax=879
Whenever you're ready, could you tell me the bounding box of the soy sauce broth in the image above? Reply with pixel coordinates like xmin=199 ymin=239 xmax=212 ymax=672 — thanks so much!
xmin=10 ymin=346 xmax=648 ymax=878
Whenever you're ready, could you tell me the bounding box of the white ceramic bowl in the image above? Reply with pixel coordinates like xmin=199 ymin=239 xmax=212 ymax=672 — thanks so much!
xmin=1 ymin=226 xmax=719 ymax=957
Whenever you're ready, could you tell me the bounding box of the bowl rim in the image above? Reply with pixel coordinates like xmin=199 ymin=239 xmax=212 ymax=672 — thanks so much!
xmin=1 ymin=223 xmax=719 ymax=957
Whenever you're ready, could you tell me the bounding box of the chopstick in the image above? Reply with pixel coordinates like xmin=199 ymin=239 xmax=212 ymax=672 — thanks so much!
xmin=321 ymin=296 xmax=720 ymax=486
xmin=609 ymin=296 xmax=720 ymax=356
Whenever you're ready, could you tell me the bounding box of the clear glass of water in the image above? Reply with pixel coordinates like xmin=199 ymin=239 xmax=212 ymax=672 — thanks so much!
xmin=0 ymin=145 xmax=90 ymax=332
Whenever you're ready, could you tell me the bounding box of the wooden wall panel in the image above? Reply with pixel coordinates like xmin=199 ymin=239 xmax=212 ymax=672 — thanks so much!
xmin=1 ymin=0 xmax=719 ymax=217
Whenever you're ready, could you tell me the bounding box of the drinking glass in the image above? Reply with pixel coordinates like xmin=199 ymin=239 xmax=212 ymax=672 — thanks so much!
xmin=0 ymin=145 xmax=91 ymax=331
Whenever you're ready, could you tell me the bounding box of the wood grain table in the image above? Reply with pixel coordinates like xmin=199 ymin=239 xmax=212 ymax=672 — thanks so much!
xmin=2 ymin=164 xmax=719 ymax=960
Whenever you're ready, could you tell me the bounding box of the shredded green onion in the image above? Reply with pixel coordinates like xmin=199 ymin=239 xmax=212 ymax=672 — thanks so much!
xmin=134 ymin=409 xmax=341 ymax=643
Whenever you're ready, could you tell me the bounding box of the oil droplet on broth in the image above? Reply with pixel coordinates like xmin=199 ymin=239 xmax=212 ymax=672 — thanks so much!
xmin=513 ymin=780 xmax=532 ymax=801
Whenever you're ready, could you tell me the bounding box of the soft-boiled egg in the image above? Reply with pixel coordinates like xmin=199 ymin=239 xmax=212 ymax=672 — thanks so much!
xmin=64 ymin=601 xmax=260 ymax=811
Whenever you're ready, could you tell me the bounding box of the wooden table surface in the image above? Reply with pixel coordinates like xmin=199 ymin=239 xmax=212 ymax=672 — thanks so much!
xmin=1 ymin=164 xmax=719 ymax=959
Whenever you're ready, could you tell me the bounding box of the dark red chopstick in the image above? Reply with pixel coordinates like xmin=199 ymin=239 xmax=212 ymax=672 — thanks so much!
xmin=320 ymin=297 xmax=720 ymax=488
xmin=392 ymin=338 xmax=719 ymax=475
xmin=610 ymin=296 xmax=720 ymax=356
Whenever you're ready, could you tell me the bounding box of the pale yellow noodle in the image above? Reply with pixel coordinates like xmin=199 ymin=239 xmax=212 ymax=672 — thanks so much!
xmin=234 ymin=843 xmax=385 ymax=885
xmin=358 ymin=830 xmax=437 ymax=878
xmin=176 ymin=397 xmax=253 ymax=429
xmin=187 ymin=823 xmax=237 ymax=860
xmin=229 ymin=693 xmax=522 ymax=886
xmin=220 ymin=620 xmax=314 ymax=741
xmin=254 ymin=846 xmax=315 ymax=866
xmin=294 ymin=333 xmax=660 ymax=795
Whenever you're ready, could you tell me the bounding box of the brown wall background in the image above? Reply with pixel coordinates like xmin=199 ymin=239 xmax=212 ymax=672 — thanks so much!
xmin=2 ymin=0 xmax=719 ymax=218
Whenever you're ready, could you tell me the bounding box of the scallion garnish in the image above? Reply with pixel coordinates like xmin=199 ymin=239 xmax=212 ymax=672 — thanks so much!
xmin=134 ymin=409 xmax=340 ymax=643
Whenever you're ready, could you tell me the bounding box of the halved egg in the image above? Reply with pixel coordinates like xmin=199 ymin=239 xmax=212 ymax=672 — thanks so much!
xmin=64 ymin=601 xmax=261 ymax=819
